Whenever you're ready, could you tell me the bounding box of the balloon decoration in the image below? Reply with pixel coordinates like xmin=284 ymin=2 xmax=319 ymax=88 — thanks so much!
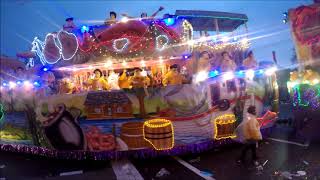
xmin=257 ymin=111 xmax=277 ymax=127
xmin=289 ymin=4 xmax=320 ymax=61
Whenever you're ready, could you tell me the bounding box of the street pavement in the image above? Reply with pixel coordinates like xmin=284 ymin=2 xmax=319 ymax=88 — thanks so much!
xmin=1 ymin=126 xmax=319 ymax=180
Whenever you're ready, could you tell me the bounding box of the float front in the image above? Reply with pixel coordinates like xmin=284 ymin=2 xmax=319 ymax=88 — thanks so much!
xmin=0 ymin=11 xmax=279 ymax=159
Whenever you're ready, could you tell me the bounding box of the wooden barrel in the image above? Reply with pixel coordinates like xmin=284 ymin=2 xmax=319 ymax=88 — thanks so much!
xmin=143 ymin=119 xmax=174 ymax=150
xmin=120 ymin=122 xmax=149 ymax=149
xmin=213 ymin=114 xmax=237 ymax=140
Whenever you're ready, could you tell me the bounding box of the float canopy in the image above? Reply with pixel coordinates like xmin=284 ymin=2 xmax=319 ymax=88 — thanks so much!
xmin=175 ymin=10 xmax=248 ymax=32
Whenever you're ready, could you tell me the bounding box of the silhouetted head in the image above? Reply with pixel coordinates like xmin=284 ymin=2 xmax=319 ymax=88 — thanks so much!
xmin=110 ymin=11 xmax=117 ymax=19
xmin=247 ymin=106 xmax=256 ymax=116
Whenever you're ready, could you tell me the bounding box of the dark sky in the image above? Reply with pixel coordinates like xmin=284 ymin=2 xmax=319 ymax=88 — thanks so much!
xmin=0 ymin=0 xmax=313 ymax=66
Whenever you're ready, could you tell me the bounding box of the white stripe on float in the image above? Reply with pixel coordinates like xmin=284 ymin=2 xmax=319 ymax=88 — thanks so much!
xmin=173 ymin=156 xmax=216 ymax=180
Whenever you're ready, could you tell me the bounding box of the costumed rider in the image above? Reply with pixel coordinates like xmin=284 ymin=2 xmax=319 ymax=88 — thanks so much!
xmin=129 ymin=68 xmax=150 ymax=89
xmin=60 ymin=78 xmax=77 ymax=94
xmin=118 ymin=69 xmax=130 ymax=89
xmin=220 ymin=51 xmax=237 ymax=72
xmin=63 ymin=17 xmax=77 ymax=32
xmin=107 ymin=70 xmax=120 ymax=90
xmin=105 ymin=11 xmax=117 ymax=25
xmin=162 ymin=64 xmax=184 ymax=86
xmin=242 ymin=51 xmax=258 ymax=69
xmin=84 ymin=69 xmax=109 ymax=91
xmin=121 ymin=6 xmax=164 ymax=20
xmin=129 ymin=68 xmax=150 ymax=117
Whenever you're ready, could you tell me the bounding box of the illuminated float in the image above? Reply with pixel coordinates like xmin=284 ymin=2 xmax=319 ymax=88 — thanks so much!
xmin=286 ymin=1 xmax=320 ymax=141
xmin=0 ymin=10 xmax=279 ymax=159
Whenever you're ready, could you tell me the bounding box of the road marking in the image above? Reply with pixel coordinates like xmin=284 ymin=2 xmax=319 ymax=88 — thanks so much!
xmin=111 ymin=159 xmax=143 ymax=180
xmin=59 ymin=170 xmax=83 ymax=176
xmin=267 ymin=138 xmax=309 ymax=147
xmin=173 ymin=156 xmax=216 ymax=180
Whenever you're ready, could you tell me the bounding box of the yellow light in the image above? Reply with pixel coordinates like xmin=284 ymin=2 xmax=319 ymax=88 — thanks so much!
xmin=312 ymin=79 xmax=319 ymax=85
xmin=199 ymin=36 xmax=207 ymax=42
xmin=159 ymin=56 xmax=164 ymax=64
xmin=222 ymin=71 xmax=234 ymax=81
xmin=187 ymin=40 xmax=194 ymax=46
xmin=105 ymin=59 xmax=113 ymax=67
xmin=246 ymin=69 xmax=255 ymax=80
xmin=141 ymin=70 xmax=147 ymax=77
xmin=141 ymin=60 xmax=146 ymax=67
xmin=265 ymin=67 xmax=277 ymax=76
xmin=221 ymin=36 xmax=229 ymax=43
xmin=121 ymin=17 xmax=129 ymax=23
xmin=9 ymin=81 xmax=16 ymax=89
xmin=23 ymin=81 xmax=32 ymax=89
xmin=213 ymin=114 xmax=237 ymax=140
xmin=122 ymin=61 xmax=127 ymax=67
xmin=89 ymin=65 xmax=93 ymax=70
xmin=195 ymin=71 xmax=208 ymax=83
xmin=143 ymin=119 xmax=174 ymax=151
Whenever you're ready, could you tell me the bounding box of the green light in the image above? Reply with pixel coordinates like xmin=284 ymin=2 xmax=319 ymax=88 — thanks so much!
xmin=0 ymin=104 xmax=4 ymax=123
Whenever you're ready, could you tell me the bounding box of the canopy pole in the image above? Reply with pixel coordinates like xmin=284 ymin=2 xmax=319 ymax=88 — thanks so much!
xmin=214 ymin=19 xmax=220 ymax=37
xmin=244 ymin=22 xmax=248 ymax=38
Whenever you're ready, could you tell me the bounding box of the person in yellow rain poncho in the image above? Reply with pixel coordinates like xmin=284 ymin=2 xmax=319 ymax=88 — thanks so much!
xmin=118 ymin=69 xmax=130 ymax=89
xmin=162 ymin=64 xmax=184 ymax=86
xmin=235 ymin=106 xmax=262 ymax=166
xmin=84 ymin=69 xmax=109 ymax=91
xmin=129 ymin=68 xmax=150 ymax=117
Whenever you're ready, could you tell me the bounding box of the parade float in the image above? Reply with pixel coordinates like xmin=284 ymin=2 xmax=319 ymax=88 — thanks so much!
xmin=0 ymin=10 xmax=278 ymax=159
xmin=286 ymin=1 xmax=320 ymax=140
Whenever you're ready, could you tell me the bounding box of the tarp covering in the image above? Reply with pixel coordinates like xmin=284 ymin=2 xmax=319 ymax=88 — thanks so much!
xmin=175 ymin=10 xmax=248 ymax=31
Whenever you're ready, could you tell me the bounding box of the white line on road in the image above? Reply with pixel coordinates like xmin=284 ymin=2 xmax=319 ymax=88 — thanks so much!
xmin=59 ymin=170 xmax=83 ymax=176
xmin=173 ymin=156 xmax=216 ymax=180
xmin=111 ymin=159 xmax=144 ymax=180
xmin=267 ymin=138 xmax=309 ymax=147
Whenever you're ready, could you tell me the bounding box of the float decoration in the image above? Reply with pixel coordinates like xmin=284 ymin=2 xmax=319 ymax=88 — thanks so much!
xmin=143 ymin=119 xmax=174 ymax=150
xmin=0 ymin=10 xmax=280 ymax=159
xmin=213 ymin=114 xmax=237 ymax=140
xmin=287 ymin=70 xmax=320 ymax=110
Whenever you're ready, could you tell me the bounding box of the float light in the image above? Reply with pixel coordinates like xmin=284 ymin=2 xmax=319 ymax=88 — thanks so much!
xmin=81 ymin=25 xmax=89 ymax=33
xmin=209 ymin=70 xmax=219 ymax=78
xmin=163 ymin=18 xmax=175 ymax=26
xmin=9 ymin=81 xmax=16 ymax=89
xmin=265 ymin=67 xmax=277 ymax=76
xmin=121 ymin=17 xmax=129 ymax=23
xmin=246 ymin=69 xmax=255 ymax=80
xmin=222 ymin=72 xmax=234 ymax=81
xmin=195 ymin=71 xmax=208 ymax=83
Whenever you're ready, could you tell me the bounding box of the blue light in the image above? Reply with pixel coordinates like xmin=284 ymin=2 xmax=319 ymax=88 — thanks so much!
xmin=16 ymin=80 xmax=23 ymax=85
xmin=182 ymin=54 xmax=191 ymax=59
xmin=209 ymin=70 xmax=219 ymax=78
xmin=236 ymin=70 xmax=245 ymax=77
xmin=81 ymin=25 xmax=89 ymax=33
xmin=163 ymin=18 xmax=175 ymax=26
xmin=2 ymin=82 xmax=8 ymax=87
xmin=257 ymin=69 xmax=264 ymax=74
xmin=33 ymin=81 xmax=41 ymax=87
xmin=43 ymin=67 xmax=48 ymax=72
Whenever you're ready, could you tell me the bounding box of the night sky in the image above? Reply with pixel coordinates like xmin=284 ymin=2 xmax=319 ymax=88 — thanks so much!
xmin=0 ymin=0 xmax=313 ymax=67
